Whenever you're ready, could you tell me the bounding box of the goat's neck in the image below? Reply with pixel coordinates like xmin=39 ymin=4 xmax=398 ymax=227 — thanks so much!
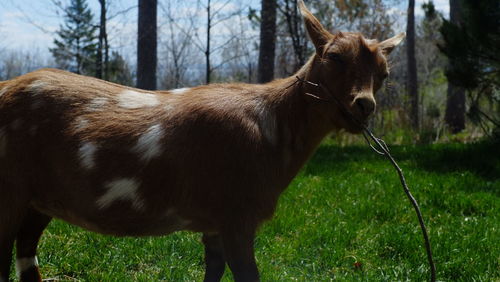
xmin=264 ymin=56 xmax=334 ymax=178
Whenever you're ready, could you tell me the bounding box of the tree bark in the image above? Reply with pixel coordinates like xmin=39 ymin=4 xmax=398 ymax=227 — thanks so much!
xmin=282 ymin=0 xmax=307 ymax=72
xmin=406 ymin=0 xmax=419 ymax=130
xmin=206 ymin=0 xmax=211 ymax=84
xmin=96 ymin=0 xmax=107 ymax=80
xmin=137 ymin=0 xmax=157 ymax=90
xmin=257 ymin=0 xmax=277 ymax=83
xmin=444 ymin=0 xmax=466 ymax=133
xmin=101 ymin=0 xmax=109 ymax=81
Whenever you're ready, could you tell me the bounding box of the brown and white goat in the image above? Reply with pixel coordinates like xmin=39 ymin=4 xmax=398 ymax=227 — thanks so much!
xmin=0 ymin=2 xmax=404 ymax=281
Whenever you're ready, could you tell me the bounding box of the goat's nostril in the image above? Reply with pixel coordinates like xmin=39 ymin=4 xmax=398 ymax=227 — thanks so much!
xmin=355 ymin=98 xmax=375 ymax=116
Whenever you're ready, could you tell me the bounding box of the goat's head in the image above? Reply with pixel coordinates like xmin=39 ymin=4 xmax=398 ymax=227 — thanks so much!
xmin=299 ymin=1 xmax=405 ymax=133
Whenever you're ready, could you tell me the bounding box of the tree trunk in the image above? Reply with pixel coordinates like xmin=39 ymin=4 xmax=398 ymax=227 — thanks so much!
xmin=96 ymin=0 xmax=106 ymax=79
xmin=101 ymin=0 xmax=109 ymax=81
xmin=257 ymin=0 xmax=277 ymax=83
xmin=76 ymin=38 xmax=81 ymax=75
xmin=137 ymin=0 xmax=157 ymax=90
xmin=104 ymin=29 xmax=109 ymax=81
xmin=282 ymin=0 xmax=307 ymax=72
xmin=206 ymin=0 xmax=211 ymax=84
xmin=406 ymin=0 xmax=419 ymax=130
xmin=444 ymin=0 xmax=466 ymax=133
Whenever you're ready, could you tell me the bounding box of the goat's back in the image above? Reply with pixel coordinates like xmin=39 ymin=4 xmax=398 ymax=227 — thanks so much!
xmin=0 ymin=69 xmax=285 ymax=236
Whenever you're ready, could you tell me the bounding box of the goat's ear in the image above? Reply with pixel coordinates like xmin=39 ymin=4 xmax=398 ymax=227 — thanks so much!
xmin=299 ymin=0 xmax=330 ymax=54
xmin=379 ymin=32 xmax=406 ymax=55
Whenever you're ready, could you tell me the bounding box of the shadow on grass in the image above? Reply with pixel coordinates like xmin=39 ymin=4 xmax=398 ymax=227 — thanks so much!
xmin=305 ymin=140 xmax=500 ymax=193
xmin=412 ymin=142 xmax=498 ymax=179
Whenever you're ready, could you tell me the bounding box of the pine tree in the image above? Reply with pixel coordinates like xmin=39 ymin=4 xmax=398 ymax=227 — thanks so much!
xmin=107 ymin=51 xmax=133 ymax=86
xmin=50 ymin=0 xmax=98 ymax=76
xmin=440 ymin=0 xmax=500 ymax=134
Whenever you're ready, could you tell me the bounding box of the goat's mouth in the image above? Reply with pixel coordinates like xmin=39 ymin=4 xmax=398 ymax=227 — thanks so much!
xmin=339 ymin=108 xmax=368 ymax=134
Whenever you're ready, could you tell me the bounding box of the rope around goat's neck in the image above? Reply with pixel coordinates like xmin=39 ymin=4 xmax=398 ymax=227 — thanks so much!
xmin=293 ymin=76 xmax=436 ymax=282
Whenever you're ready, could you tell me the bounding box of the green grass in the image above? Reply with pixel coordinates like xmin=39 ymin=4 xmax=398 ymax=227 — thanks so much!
xmin=12 ymin=141 xmax=500 ymax=281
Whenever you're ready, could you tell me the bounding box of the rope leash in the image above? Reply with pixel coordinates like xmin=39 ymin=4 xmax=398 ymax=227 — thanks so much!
xmin=294 ymin=76 xmax=437 ymax=282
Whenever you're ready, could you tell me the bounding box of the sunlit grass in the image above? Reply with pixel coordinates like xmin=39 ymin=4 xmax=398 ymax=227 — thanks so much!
xmin=12 ymin=141 xmax=500 ymax=281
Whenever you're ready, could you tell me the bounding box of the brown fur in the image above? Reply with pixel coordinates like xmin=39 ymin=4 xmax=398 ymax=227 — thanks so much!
xmin=0 ymin=2 xmax=404 ymax=281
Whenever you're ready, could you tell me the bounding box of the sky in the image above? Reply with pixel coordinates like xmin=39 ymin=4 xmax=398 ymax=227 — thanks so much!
xmin=0 ymin=0 xmax=450 ymax=61
xmin=0 ymin=0 xmax=139 ymax=55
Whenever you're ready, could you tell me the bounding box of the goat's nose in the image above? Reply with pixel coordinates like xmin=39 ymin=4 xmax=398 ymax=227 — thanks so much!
xmin=355 ymin=97 xmax=376 ymax=117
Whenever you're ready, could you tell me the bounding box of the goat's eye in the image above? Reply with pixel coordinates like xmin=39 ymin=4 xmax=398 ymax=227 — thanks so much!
xmin=326 ymin=53 xmax=343 ymax=63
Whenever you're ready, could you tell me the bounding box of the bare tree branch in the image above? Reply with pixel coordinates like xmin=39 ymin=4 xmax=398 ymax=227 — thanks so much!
xmin=211 ymin=53 xmax=248 ymax=71
xmin=107 ymin=5 xmax=137 ymax=21
xmin=211 ymin=0 xmax=232 ymax=19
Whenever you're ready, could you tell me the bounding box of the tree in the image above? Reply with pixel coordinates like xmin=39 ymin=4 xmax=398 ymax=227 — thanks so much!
xmin=258 ymin=0 xmax=277 ymax=83
xmin=442 ymin=0 xmax=466 ymax=133
xmin=418 ymin=2 xmax=447 ymax=134
xmin=278 ymin=0 xmax=308 ymax=71
xmin=164 ymin=16 xmax=192 ymax=88
xmin=220 ymin=13 xmax=259 ymax=83
xmin=137 ymin=0 xmax=157 ymax=90
xmin=185 ymin=0 xmax=244 ymax=84
xmin=96 ymin=0 xmax=110 ymax=80
xmin=205 ymin=0 xmax=212 ymax=84
xmin=107 ymin=51 xmax=134 ymax=86
xmin=440 ymin=0 xmax=500 ymax=134
xmin=160 ymin=0 xmax=197 ymax=89
xmin=407 ymin=0 xmax=419 ymax=130
xmin=201 ymin=0 xmax=242 ymax=84
xmin=50 ymin=0 xmax=98 ymax=76
xmin=0 ymin=49 xmax=51 ymax=80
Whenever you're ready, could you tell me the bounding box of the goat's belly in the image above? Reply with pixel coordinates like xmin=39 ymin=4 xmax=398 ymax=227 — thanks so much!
xmin=31 ymin=199 xmax=191 ymax=237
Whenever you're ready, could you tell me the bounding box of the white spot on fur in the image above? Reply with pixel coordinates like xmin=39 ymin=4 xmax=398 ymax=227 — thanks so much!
xmin=27 ymin=80 xmax=48 ymax=93
xmin=164 ymin=103 xmax=174 ymax=112
xmin=256 ymin=100 xmax=277 ymax=145
xmin=16 ymin=256 xmax=38 ymax=277
xmin=0 ymin=86 xmax=9 ymax=97
xmin=117 ymin=90 xmax=159 ymax=109
xmin=169 ymin=88 xmax=189 ymax=95
xmin=133 ymin=124 xmax=164 ymax=162
xmin=0 ymin=127 xmax=7 ymax=157
xmin=79 ymin=142 xmax=97 ymax=169
xmin=97 ymin=178 xmax=144 ymax=210
xmin=74 ymin=117 xmax=89 ymax=131
xmin=88 ymin=97 xmax=109 ymax=111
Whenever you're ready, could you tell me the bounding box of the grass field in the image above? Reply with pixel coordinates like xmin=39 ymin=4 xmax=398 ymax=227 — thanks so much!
xmin=11 ymin=141 xmax=500 ymax=281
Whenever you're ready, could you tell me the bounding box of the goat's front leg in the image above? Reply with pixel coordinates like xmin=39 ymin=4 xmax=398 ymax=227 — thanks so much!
xmin=202 ymin=233 xmax=226 ymax=282
xmin=0 ymin=180 xmax=29 ymax=282
xmin=221 ymin=227 xmax=259 ymax=282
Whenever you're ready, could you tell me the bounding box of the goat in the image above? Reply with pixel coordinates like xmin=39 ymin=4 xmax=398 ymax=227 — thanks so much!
xmin=0 ymin=2 xmax=404 ymax=281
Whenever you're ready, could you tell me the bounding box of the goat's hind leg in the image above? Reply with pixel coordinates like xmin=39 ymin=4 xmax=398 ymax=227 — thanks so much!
xmin=202 ymin=233 xmax=226 ymax=282
xmin=221 ymin=226 xmax=259 ymax=282
xmin=15 ymin=208 xmax=51 ymax=282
